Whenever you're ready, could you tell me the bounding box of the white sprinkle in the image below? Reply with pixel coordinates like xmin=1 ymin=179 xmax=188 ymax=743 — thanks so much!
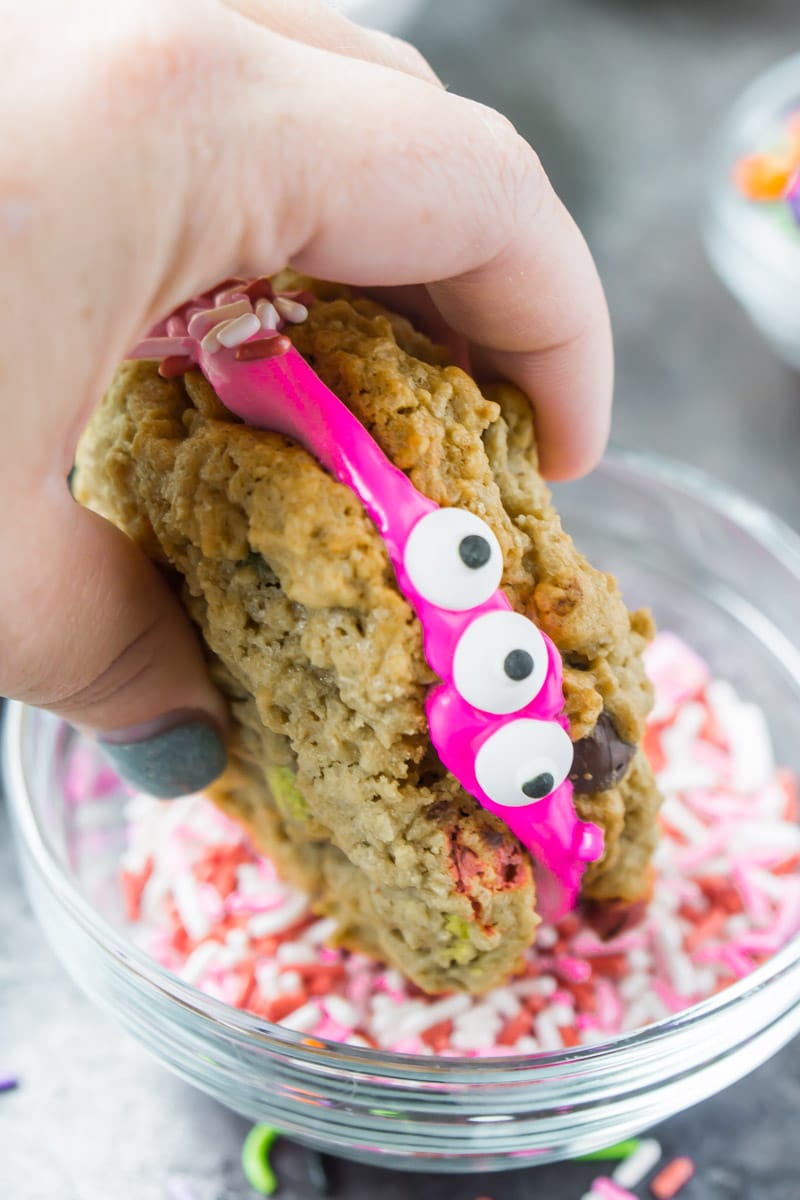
xmin=225 ymin=928 xmax=249 ymax=952
xmin=255 ymin=962 xmax=280 ymax=997
xmin=489 ymin=988 xmax=522 ymax=1019
xmin=514 ymin=1036 xmax=540 ymax=1053
xmin=179 ymin=940 xmax=223 ymax=985
xmin=274 ymin=296 xmax=308 ymax=324
xmin=277 ymin=971 xmax=302 ymax=994
xmin=661 ymin=796 xmax=709 ymax=845
xmin=324 ymin=996 xmax=360 ymax=1029
xmin=280 ymin=1001 xmax=321 ymax=1032
xmin=216 ymin=312 xmax=261 ymax=348
xmin=536 ymin=924 xmax=558 ymax=950
xmin=534 ymin=1011 xmax=564 ymax=1052
xmin=276 ymin=942 xmax=317 ymax=966
xmin=302 ymin=917 xmax=339 ymax=945
xmin=613 ymin=1138 xmax=663 ymax=1189
xmin=173 ymin=873 xmax=211 ymax=941
xmin=256 ymin=299 xmax=280 ymax=331
xmin=247 ymin=891 xmax=308 ymax=936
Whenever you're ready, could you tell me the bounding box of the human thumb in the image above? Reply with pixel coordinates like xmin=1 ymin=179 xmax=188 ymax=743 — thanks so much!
xmin=2 ymin=490 xmax=228 ymax=798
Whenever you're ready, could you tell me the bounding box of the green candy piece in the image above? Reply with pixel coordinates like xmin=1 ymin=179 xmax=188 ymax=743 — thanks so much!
xmin=241 ymin=1124 xmax=280 ymax=1195
xmin=266 ymin=765 xmax=310 ymax=822
xmin=576 ymin=1138 xmax=641 ymax=1162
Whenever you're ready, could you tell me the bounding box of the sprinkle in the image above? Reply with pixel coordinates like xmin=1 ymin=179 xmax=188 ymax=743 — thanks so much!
xmin=241 ymin=1124 xmax=280 ymax=1196
xmin=235 ymin=334 xmax=292 ymax=362
xmin=158 ymin=355 xmax=194 ymax=379
xmin=0 ymin=1076 xmax=18 ymax=1094
xmin=273 ymin=296 xmax=309 ymax=324
xmin=591 ymin=1178 xmax=638 ymax=1200
xmin=613 ymin=1138 xmax=663 ymax=1188
xmin=256 ymin=299 xmax=280 ymax=330
xmin=110 ymin=631 xmax=799 ymax=1058
xmin=577 ymin=1140 xmax=642 ymax=1162
xmin=216 ymin=312 xmax=262 ymax=348
xmin=650 ymin=1156 xmax=695 ymax=1199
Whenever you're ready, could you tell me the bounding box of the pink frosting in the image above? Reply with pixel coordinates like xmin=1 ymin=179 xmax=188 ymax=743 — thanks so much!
xmin=130 ymin=282 xmax=603 ymax=918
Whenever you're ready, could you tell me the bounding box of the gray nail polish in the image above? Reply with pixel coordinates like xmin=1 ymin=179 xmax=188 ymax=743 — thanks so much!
xmin=99 ymin=712 xmax=227 ymax=799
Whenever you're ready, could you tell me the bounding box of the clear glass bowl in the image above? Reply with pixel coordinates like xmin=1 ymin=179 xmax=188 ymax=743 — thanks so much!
xmin=704 ymin=53 xmax=800 ymax=369
xmin=5 ymin=453 xmax=800 ymax=1174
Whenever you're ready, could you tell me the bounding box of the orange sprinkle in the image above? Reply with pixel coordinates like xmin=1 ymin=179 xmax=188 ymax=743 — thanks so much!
xmin=588 ymin=954 xmax=629 ymax=979
xmin=120 ymin=856 xmax=153 ymax=921
xmin=497 ymin=1010 xmax=533 ymax=1046
xmin=778 ymin=769 xmax=799 ymax=822
xmin=773 ymin=853 xmax=800 ymax=876
xmin=650 ymin=1156 xmax=695 ymax=1199
xmin=684 ymin=906 xmax=728 ymax=954
xmin=643 ymin=725 xmax=666 ymax=774
xmin=558 ymin=1024 xmax=581 ymax=1048
xmin=695 ymin=877 xmax=743 ymax=914
xmin=734 ymin=152 xmax=793 ymax=200
xmin=421 ymin=1019 xmax=454 ymax=1052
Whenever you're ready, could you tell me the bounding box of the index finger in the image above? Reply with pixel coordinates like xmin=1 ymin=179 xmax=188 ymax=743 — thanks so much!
xmin=242 ymin=40 xmax=613 ymax=480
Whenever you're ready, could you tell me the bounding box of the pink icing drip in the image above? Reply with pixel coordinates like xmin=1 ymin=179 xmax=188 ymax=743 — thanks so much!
xmin=130 ymin=287 xmax=602 ymax=917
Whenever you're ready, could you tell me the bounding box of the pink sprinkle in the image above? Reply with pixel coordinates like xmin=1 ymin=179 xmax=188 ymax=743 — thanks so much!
xmin=718 ymin=947 xmax=753 ymax=978
xmin=556 ymin=956 xmax=592 ymax=984
xmin=595 ymin=979 xmax=623 ymax=1032
xmin=650 ymin=978 xmax=691 ymax=1013
xmin=731 ymin=866 xmax=772 ymax=927
xmin=312 ymin=1018 xmax=352 ymax=1042
xmin=591 ymin=1176 xmax=638 ymax=1200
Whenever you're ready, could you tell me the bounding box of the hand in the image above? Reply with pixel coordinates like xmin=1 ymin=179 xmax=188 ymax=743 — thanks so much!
xmin=0 ymin=0 xmax=612 ymax=795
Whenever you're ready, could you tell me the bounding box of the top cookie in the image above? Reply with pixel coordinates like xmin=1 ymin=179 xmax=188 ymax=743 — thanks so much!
xmin=75 ymin=276 xmax=660 ymax=993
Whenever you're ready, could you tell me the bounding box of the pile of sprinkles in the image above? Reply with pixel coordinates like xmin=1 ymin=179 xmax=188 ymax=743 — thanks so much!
xmin=734 ymin=106 xmax=800 ymax=229
xmin=114 ymin=631 xmax=800 ymax=1057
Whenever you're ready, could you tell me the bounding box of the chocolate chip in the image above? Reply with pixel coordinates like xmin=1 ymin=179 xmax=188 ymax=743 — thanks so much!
xmin=458 ymin=534 xmax=491 ymax=569
xmin=570 ymin=713 xmax=635 ymax=794
xmin=521 ymin=771 xmax=554 ymax=799
xmin=504 ymin=648 xmax=534 ymax=680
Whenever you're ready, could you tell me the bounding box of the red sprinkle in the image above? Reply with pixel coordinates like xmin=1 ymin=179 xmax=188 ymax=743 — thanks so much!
xmin=497 ymin=1010 xmax=533 ymax=1046
xmin=589 ymin=954 xmax=629 ymax=979
xmin=158 ymin=355 xmax=193 ymax=379
xmin=683 ymin=907 xmax=728 ymax=953
xmin=120 ymin=857 xmax=153 ymax=921
xmin=420 ymin=1020 xmax=454 ymax=1052
xmin=650 ymin=1156 xmax=695 ymax=1199
xmin=235 ymin=335 xmax=291 ymax=361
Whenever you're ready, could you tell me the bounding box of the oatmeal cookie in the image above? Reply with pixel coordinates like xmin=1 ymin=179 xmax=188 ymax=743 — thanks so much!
xmin=74 ymin=278 xmax=660 ymax=993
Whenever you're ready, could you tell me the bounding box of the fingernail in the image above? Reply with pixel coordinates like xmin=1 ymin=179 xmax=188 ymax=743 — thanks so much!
xmin=98 ymin=710 xmax=227 ymax=799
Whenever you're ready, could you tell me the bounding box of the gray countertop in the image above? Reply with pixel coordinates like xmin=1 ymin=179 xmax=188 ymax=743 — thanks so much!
xmin=2 ymin=1 xmax=800 ymax=1197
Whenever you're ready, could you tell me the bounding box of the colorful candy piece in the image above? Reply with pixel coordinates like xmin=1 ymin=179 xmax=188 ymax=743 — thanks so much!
xmin=734 ymin=152 xmax=794 ymax=201
xmin=612 ymin=1138 xmax=663 ymax=1189
xmin=577 ymin=1139 xmax=642 ymax=1162
xmin=650 ymin=1156 xmax=695 ymax=1199
xmin=241 ymin=1124 xmax=280 ymax=1196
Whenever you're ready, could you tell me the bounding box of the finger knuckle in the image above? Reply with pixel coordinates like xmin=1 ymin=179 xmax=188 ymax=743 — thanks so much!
xmin=91 ymin=1 xmax=236 ymax=124
xmin=374 ymin=31 xmax=437 ymax=82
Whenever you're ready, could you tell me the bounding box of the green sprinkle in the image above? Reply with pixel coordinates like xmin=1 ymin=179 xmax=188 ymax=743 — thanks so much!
xmin=241 ymin=1124 xmax=280 ymax=1195
xmin=266 ymin=765 xmax=310 ymax=822
xmin=443 ymin=914 xmax=474 ymax=964
xmin=576 ymin=1138 xmax=641 ymax=1162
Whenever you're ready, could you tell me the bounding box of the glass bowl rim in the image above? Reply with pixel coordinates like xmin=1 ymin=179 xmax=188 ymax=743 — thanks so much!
xmin=6 ymin=449 xmax=800 ymax=1083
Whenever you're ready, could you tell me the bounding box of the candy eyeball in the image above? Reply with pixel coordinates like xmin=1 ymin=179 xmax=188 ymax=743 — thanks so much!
xmin=404 ymin=508 xmax=502 ymax=611
xmin=475 ymin=719 xmax=574 ymax=808
xmin=453 ymin=611 xmax=549 ymax=714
